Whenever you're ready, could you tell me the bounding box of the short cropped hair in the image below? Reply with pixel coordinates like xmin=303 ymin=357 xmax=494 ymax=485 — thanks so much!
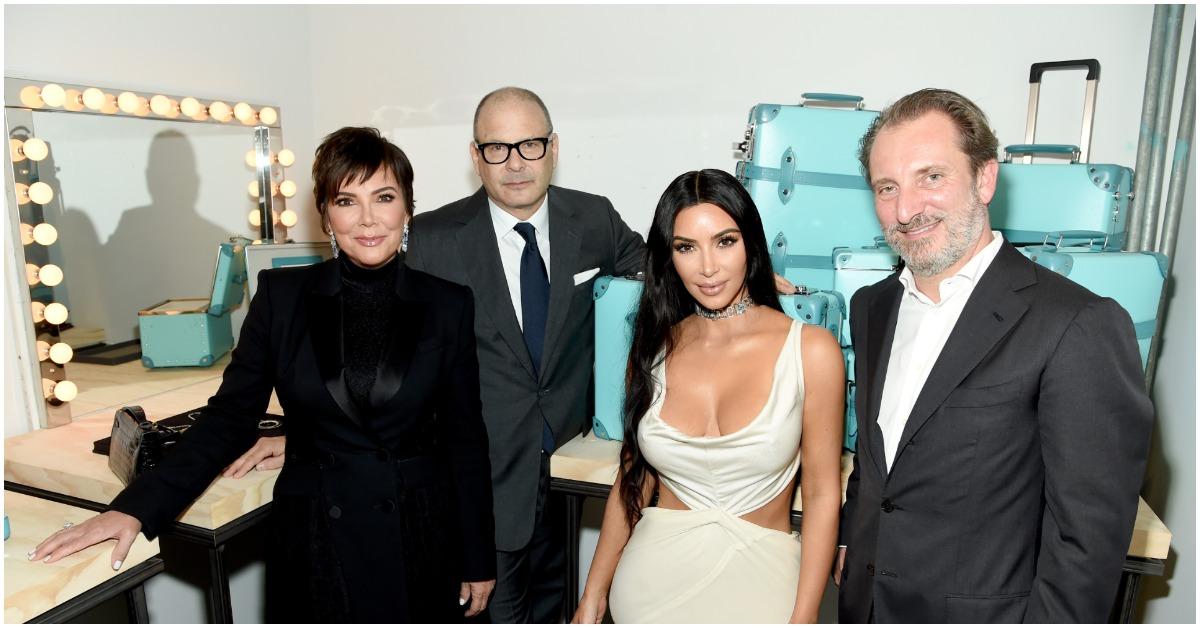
xmin=473 ymin=87 xmax=554 ymax=140
xmin=312 ymin=127 xmax=415 ymax=224
xmin=858 ymin=88 xmax=999 ymax=182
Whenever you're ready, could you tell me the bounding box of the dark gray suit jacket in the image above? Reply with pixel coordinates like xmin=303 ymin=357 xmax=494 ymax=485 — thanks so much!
xmin=406 ymin=185 xmax=645 ymax=551
xmin=838 ymin=241 xmax=1153 ymax=623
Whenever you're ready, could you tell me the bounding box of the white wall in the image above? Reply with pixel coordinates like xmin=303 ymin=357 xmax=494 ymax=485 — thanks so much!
xmin=3 ymin=3 xmax=1194 ymax=623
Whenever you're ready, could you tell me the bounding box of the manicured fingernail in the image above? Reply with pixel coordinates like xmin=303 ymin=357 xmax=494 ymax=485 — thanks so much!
xmin=26 ymin=550 xmax=35 ymax=560
xmin=43 ymin=555 xmax=52 ymax=562
xmin=112 ymin=560 xmax=122 ymax=570
xmin=459 ymin=597 xmax=467 ymax=605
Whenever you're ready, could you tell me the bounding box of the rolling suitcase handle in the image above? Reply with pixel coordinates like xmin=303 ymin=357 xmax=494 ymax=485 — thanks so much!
xmin=799 ymin=93 xmax=866 ymax=110
xmin=1003 ymin=143 xmax=1081 ymax=163
xmin=1022 ymin=59 xmax=1101 ymax=164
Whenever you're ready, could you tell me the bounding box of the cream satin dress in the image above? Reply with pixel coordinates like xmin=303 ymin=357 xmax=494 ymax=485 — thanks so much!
xmin=609 ymin=320 xmax=805 ymax=624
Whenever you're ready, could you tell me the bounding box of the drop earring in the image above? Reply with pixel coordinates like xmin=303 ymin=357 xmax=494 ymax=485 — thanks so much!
xmin=329 ymin=232 xmax=340 ymax=259
xmin=401 ymin=223 xmax=409 ymax=253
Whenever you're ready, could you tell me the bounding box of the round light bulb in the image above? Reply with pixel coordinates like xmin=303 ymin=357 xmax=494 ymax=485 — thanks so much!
xmin=248 ymin=210 xmax=262 ymax=227
xmin=52 ymin=380 xmax=78 ymax=402
xmin=41 ymin=84 xmax=67 ymax=107
xmin=49 ymin=343 xmax=74 ymax=365
xmin=279 ymin=180 xmax=297 ymax=198
xmin=82 ymin=88 xmax=106 ymax=110
xmin=11 ymin=138 xmax=26 ymax=163
xmin=36 ymin=340 xmax=51 ymax=361
xmin=63 ymin=89 xmax=85 ymax=111
xmin=248 ymin=180 xmax=260 ymax=198
xmin=280 ymin=209 xmax=298 ymax=227
xmin=150 ymin=95 xmax=174 ymax=116
xmin=180 ymin=97 xmax=202 ymax=118
xmin=44 ymin=302 xmax=69 ymax=325
xmin=31 ymin=301 xmax=46 ymax=323
xmin=31 ymin=222 xmax=58 ymax=246
xmin=39 ymin=264 xmax=64 ymax=287
xmin=234 ymin=102 xmax=255 ymax=122
xmin=277 ymin=149 xmax=295 ymax=167
xmin=117 ymin=91 xmax=141 ymax=113
xmin=16 ymin=183 xmax=31 ymax=204
xmin=28 ymin=181 xmax=54 ymax=205
xmin=20 ymin=85 xmax=45 ymax=108
xmin=20 ymin=223 xmax=35 ymax=245
xmin=209 ymin=101 xmax=233 ymax=122
xmin=33 ymin=223 xmax=58 ymax=245
xmin=25 ymin=263 xmax=40 ymax=285
xmin=258 ymin=107 xmax=278 ymax=125
xmin=245 ymin=149 xmax=258 ymax=168
xmin=23 ymin=137 xmax=49 ymax=161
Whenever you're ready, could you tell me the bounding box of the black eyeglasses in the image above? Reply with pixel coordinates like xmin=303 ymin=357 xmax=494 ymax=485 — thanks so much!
xmin=475 ymin=137 xmax=551 ymax=165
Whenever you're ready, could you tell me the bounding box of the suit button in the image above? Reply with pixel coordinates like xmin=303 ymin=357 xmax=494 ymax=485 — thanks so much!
xmin=881 ymin=499 xmax=895 ymax=513
xmin=375 ymin=499 xmax=396 ymax=513
xmin=539 ymin=388 xmax=550 ymax=398
xmin=328 ymin=505 xmax=342 ymax=519
xmin=866 ymin=563 xmax=875 ymax=576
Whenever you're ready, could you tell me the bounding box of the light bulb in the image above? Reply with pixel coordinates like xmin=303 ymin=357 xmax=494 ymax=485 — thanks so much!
xmin=25 ymin=263 xmax=40 ymax=285
xmin=248 ymin=180 xmax=260 ymax=197
xmin=82 ymin=88 xmax=106 ymax=110
xmin=279 ymin=180 xmax=297 ymax=198
xmin=11 ymin=138 xmax=26 ymax=162
xmin=49 ymin=343 xmax=74 ymax=365
xmin=15 ymin=183 xmax=31 ymax=204
xmin=117 ymin=91 xmax=141 ymax=113
xmin=31 ymin=301 xmax=46 ymax=323
xmin=44 ymin=302 xmax=69 ymax=325
xmin=150 ymin=95 xmax=175 ymax=116
xmin=234 ymin=102 xmax=255 ymax=122
xmin=36 ymin=340 xmax=51 ymax=361
xmin=39 ymin=264 xmax=64 ymax=286
xmin=280 ymin=209 xmax=299 ymax=227
xmin=258 ymin=107 xmax=278 ymax=125
xmin=64 ymin=89 xmax=85 ymax=111
xmin=33 ymin=223 xmax=58 ymax=245
xmin=52 ymin=380 xmax=78 ymax=402
xmin=41 ymin=84 xmax=67 ymax=107
xmin=248 ymin=210 xmax=262 ymax=227
xmin=20 ymin=223 xmax=35 ymax=245
xmin=28 ymin=181 xmax=54 ymax=205
xmin=209 ymin=101 xmax=233 ymax=122
xmin=20 ymin=85 xmax=45 ymax=108
xmin=180 ymin=97 xmax=203 ymax=118
xmin=245 ymin=150 xmax=258 ymax=168
xmin=23 ymin=137 xmax=49 ymax=161
xmin=277 ymin=149 xmax=295 ymax=167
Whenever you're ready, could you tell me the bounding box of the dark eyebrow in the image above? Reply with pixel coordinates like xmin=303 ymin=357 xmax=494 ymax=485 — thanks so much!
xmin=672 ymin=235 xmax=697 ymax=244
xmin=712 ymin=228 xmax=741 ymax=239
xmin=336 ymin=186 xmax=397 ymax=197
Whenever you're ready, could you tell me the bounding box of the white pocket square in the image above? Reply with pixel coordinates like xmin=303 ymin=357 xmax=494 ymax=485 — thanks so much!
xmin=573 ymin=267 xmax=600 ymax=286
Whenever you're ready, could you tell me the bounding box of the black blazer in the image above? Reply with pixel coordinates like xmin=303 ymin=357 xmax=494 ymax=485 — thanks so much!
xmin=110 ymin=258 xmax=496 ymax=620
xmin=838 ymin=242 xmax=1153 ymax=623
xmin=407 ymin=185 xmax=645 ymax=551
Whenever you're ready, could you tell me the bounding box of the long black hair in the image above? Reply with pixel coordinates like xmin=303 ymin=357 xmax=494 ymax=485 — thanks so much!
xmin=619 ymin=169 xmax=782 ymax=529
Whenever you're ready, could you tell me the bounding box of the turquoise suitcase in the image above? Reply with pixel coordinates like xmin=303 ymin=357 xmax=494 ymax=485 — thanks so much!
xmin=832 ymin=240 xmax=900 ymax=347
xmin=1019 ymin=241 xmax=1165 ymax=369
xmin=592 ymin=276 xmax=846 ymax=441
xmin=138 ymin=240 xmax=248 ymax=368
xmin=991 ymin=60 xmax=1131 ymax=249
xmin=735 ymin=94 xmax=881 ymax=291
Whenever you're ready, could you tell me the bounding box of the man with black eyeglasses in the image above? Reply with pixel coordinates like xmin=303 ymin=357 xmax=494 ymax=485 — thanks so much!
xmin=406 ymin=86 xmax=645 ymax=623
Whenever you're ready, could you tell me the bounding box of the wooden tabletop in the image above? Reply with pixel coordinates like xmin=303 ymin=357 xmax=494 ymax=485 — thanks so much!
xmin=549 ymin=431 xmax=1171 ymax=560
xmin=5 ymin=373 xmax=282 ymax=531
xmin=3 ymin=490 xmax=161 ymax=623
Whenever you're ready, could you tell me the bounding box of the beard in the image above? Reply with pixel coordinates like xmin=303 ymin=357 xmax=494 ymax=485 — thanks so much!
xmin=883 ymin=190 xmax=988 ymax=278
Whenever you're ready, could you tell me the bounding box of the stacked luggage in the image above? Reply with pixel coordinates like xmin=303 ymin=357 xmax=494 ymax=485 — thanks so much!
xmin=592 ymin=61 xmax=1166 ymax=451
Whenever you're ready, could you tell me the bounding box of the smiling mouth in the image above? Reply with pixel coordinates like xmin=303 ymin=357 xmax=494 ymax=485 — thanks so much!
xmin=355 ymin=236 xmax=385 ymax=246
xmin=900 ymin=220 xmax=941 ymax=238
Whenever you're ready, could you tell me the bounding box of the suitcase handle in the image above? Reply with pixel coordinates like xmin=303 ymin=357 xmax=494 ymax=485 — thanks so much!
xmin=1003 ymin=143 xmax=1081 ymax=163
xmin=1030 ymin=59 xmax=1101 ymax=83
xmin=1041 ymin=230 xmax=1110 ymax=250
xmin=800 ymin=93 xmax=865 ymax=110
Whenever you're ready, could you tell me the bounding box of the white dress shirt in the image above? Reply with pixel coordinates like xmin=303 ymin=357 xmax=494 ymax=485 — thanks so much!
xmin=877 ymin=231 xmax=1005 ymax=470
xmin=489 ymin=197 xmax=551 ymax=331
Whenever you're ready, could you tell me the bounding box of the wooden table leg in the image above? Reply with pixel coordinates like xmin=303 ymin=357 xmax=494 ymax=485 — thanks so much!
xmin=206 ymin=544 xmax=234 ymax=623
xmin=126 ymin=584 xmax=150 ymax=623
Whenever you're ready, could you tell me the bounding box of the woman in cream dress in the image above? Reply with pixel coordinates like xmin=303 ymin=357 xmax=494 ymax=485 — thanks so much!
xmin=572 ymin=170 xmax=844 ymax=623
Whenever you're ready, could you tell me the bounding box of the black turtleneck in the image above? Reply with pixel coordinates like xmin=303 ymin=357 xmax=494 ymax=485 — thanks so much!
xmin=339 ymin=253 xmax=400 ymax=411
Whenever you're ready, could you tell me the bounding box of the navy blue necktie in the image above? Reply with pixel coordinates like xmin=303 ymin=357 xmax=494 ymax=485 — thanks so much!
xmin=514 ymin=222 xmax=556 ymax=453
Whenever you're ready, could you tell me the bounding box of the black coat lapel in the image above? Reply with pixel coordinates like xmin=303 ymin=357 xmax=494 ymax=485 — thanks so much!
xmin=304 ymin=260 xmax=365 ymax=428
xmin=864 ymin=281 xmax=902 ymax=478
xmin=368 ymin=264 xmax=426 ymax=409
xmin=540 ymin=187 xmax=581 ymax=382
xmin=891 ymin=243 xmax=1035 ymax=470
xmin=455 ymin=188 xmax=538 ymax=380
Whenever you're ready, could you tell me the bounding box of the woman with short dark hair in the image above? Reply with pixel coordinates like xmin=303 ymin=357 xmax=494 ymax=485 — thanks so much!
xmin=32 ymin=127 xmax=497 ymax=623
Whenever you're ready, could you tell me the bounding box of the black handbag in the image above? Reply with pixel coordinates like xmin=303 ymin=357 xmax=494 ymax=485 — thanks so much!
xmin=107 ymin=406 xmax=190 ymax=486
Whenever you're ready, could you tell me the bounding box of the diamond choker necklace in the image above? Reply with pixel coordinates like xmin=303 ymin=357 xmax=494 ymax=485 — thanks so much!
xmin=695 ymin=294 xmax=755 ymax=320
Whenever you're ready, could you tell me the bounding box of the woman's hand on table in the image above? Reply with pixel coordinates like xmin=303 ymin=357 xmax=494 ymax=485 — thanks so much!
xmin=571 ymin=591 xmax=607 ymax=623
xmin=223 ymin=436 xmax=286 ymax=478
xmin=28 ymin=510 xmax=142 ymax=570
xmin=460 ymin=579 xmax=495 ymax=617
